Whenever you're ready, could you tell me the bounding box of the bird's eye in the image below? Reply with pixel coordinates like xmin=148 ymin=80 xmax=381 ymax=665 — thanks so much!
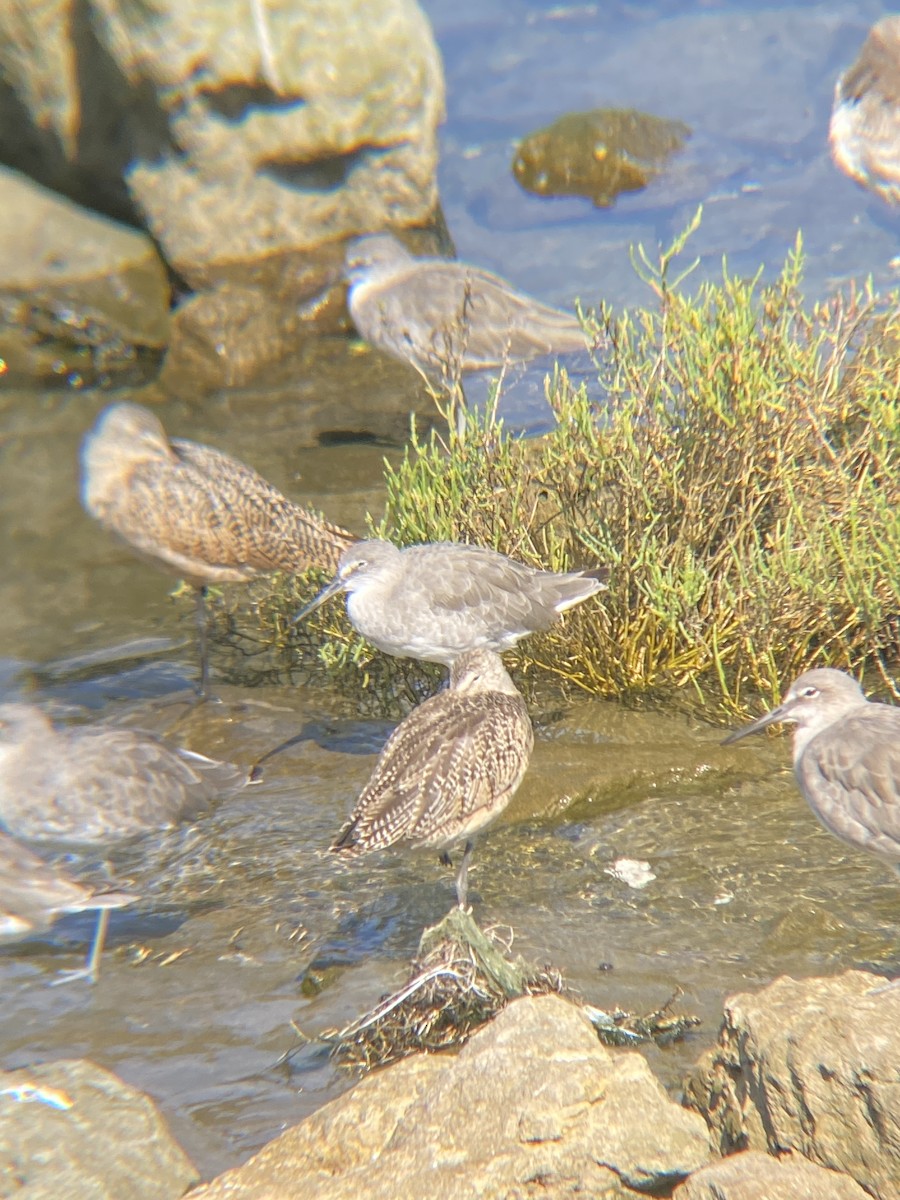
xmin=800 ymin=686 xmax=819 ymax=698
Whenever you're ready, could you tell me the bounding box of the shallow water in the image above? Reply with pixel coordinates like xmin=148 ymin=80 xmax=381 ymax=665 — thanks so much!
xmin=2 ymin=0 xmax=899 ymax=1184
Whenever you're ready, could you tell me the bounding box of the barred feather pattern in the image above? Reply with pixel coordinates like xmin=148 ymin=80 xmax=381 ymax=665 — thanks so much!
xmin=332 ymin=649 xmax=533 ymax=854
xmin=81 ymin=403 xmax=355 ymax=587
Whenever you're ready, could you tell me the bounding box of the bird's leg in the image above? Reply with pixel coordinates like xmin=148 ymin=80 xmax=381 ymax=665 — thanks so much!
xmin=50 ymin=908 xmax=111 ymax=987
xmin=454 ymin=840 xmax=474 ymax=910
xmin=439 ymin=850 xmax=453 ymax=867
xmin=195 ymin=585 xmax=210 ymax=699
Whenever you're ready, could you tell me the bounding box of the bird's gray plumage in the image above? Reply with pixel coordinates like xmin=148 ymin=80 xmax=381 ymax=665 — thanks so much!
xmin=346 ymin=233 xmax=589 ymax=377
xmin=332 ymin=649 xmax=533 ymax=906
xmin=295 ymin=538 xmax=608 ymax=666
xmin=724 ymin=668 xmax=900 ymax=870
xmin=0 ymin=828 xmax=132 ymax=983
xmin=829 ymin=16 xmax=900 ymax=205
xmin=0 ymin=703 xmax=244 ymax=845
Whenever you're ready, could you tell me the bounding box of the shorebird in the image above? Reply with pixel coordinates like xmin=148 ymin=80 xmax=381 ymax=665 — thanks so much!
xmin=0 ymin=703 xmax=244 ymax=845
xmin=345 ymin=233 xmax=590 ymax=380
xmin=331 ymin=648 xmax=533 ymax=908
xmin=723 ymin=668 xmax=900 ymax=871
xmin=0 ymin=829 xmax=133 ymax=984
xmin=81 ymin=402 xmax=356 ymax=696
xmin=829 ymin=17 xmax=900 ymax=205
xmin=294 ymin=538 xmax=608 ymax=666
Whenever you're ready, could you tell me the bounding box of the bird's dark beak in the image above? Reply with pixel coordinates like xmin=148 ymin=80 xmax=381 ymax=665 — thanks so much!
xmin=292 ymin=575 xmax=344 ymax=625
xmin=722 ymin=698 xmax=796 ymax=745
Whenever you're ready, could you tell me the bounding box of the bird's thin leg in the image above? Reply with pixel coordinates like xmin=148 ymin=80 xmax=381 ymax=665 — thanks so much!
xmin=455 ymin=840 xmax=474 ymax=910
xmin=195 ymin=585 xmax=210 ymax=699
xmin=50 ymin=908 xmax=111 ymax=987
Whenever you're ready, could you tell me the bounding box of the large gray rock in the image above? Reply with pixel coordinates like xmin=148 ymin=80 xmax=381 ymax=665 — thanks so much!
xmin=0 ymin=0 xmax=444 ymax=385
xmin=684 ymin=971 xmax=900 ymax=1200
xmin=0 ymin=164 xmax=170 ymax=353
xmin=674 ymin=1150 xmax=871 ymax=1200
xmin=0 ymin=1058 xmax=198 ymax=1200
xmin=189 ymin=994 xmax=711 ymax=1199
xmin=0 ymin=0 xmax=444 ymax=286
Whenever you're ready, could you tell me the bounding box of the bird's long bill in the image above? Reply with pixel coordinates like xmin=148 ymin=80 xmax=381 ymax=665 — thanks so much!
xmin=721 ymin=701 xmax=793 ymax=745
xmin=292 ymin=575 xmax=344 ymax=625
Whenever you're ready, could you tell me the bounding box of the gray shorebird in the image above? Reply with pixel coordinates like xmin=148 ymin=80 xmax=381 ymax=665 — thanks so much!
xmin=81 ymin=402 xmax=356 ymax=696
xmin=829 ymin=17 xmax=900 ymax=205
xmin=0 ymin=703 xmax=244 ymax=845
xmin=724 ymin=668 xmax=900 ymax=871
xmin=346 ymin=233 xmax=590 ymax=379
xmin=295 ymin=538 xmax=608 ymax=666
xmin=331 ymin=648 xmax=533 ymax=908
xmin=0 ymin=829 xmax=132 ymax=984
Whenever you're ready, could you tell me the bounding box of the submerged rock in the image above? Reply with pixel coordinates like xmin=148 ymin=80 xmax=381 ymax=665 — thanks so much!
xmin=683 ymin=971 xmax=900 ymax=1200
xmin=0 ymin=1058 xmax=197 ymax=1199
xmin=512 ymin=108 xmax=691 ymax=207
xmin=190 ymin=993 xmax=711 ymax=1198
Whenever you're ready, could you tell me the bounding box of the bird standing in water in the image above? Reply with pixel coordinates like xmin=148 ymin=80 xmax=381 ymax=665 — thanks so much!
xmin=346 ymin=233 xmax=591 ymax=382
xmin=331 ymin=648 xmax=534 ymax=909
xmin=0 ymin=828 xmax=132 ymax=984
xmin=81 ymin=402 xmax=355 ymax=696
xmin=0 ymin=702 xmax=244 ymax=845
xmin=829 ymin=17 xmax=900 ymax=205
xmin=295 ymin=538 xmax=607 ymax=667
xmin=724 ymin=668 xmax=900 ymax=873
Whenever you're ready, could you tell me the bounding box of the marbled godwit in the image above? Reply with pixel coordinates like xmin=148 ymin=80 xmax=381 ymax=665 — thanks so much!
xmin=81 ymin=402 xmax=355 ymax=695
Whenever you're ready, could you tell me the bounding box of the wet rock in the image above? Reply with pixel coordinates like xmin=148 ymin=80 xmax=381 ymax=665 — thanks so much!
xmin=0 ymin=0 xmax=445 ymax=388
xmin=674 ymin=1150 xmax=872 ymax=1199
xmin=0 ymin=1057 xmax=198 ymax=1199
xmin=0 ymin=165 xmax=170 ymax=377
xmin=512 ymin=108 xmax=691 ymax=207
xmin=190 ymin=994 xmax=711 ymax=1199
xmin=683 ymin=971 xmax=900 ymax=1200
xmin=0 ymin=0 xmax=444 ymax=286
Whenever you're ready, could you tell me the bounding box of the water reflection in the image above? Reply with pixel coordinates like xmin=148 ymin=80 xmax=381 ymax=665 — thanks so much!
xmin=2 ymin=0 xmax=898 ymax=1185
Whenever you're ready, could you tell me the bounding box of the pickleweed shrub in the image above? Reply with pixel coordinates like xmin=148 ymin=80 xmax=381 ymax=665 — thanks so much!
xmin=215 ymin=214 xmax=900 ymax=714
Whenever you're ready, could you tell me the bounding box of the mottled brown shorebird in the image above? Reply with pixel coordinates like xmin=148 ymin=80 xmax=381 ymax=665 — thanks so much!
xmin=331 ymin=648 xmax=533 ymax=908
xmin=0 ymin=829 xmax=132 ymax=984
xmin=0 ymin=703 xmax=244 ymax=845
xmin=346 ymin=233 xmax=590 ymax=379
xmin=829 ymin=17 xmax=900 ymax=205
xmin=81 ymin=402 xmax=356 ymax=696
xmin=724 ymin=668 xmax=900 ymax=872
xmin=295 ymin=538 xmax=608 ymax=666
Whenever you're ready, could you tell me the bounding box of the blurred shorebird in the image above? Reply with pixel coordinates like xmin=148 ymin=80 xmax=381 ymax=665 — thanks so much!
xmin=81 ymin=402 xmax=356 ymax=696
xmin=295 ymin=538 xmax=608 ymax=666
xmin=829 ymin=16 xmax=900 ymax=205
xmin=331 ymin=648 xmax=533 ymax=908
xmin=345 ymin=233 xmax=591 ymax=380
xmin=724 ymin=668 xmax=900 ymax=872
xmin=0 ymin=703 xmax=244 ymax=845
xmin=0 ymin=829 xmax=133 ymax=984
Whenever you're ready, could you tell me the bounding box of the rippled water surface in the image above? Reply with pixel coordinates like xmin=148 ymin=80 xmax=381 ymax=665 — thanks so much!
xmin=2 ymin=0 xmax=898 ymax=1183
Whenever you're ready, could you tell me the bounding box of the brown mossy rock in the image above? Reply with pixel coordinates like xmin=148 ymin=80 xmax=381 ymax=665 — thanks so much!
xmin=0 ymin=165 xmax=170 ymax=354
xmin=683 ymin=971 xmax=900 ymax=1200
xmin=0 ymin=1058 xmax=197 ymax=1200
xmin=674 ymin=1150 xmax=871 ymax=1199
xmin=189 ymin=994 xmax=711 ymax=1199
